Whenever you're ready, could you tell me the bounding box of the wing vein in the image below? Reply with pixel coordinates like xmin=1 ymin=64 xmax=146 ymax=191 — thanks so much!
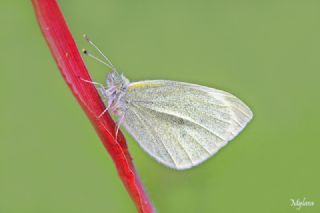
xmin=132 ymin=99 xmax=232 ymax=125
xmin=130 ymin=107 xmax=178 ymax=167
xmin=231 ymin=105 xmax=252 ymax=119
xmin=132 ymin=103 xmax=228 ymax=142
xmin=187 ymin=133 xmax=212 ymax=155
xmin=168 ymin=130 xmax=194 ymax=165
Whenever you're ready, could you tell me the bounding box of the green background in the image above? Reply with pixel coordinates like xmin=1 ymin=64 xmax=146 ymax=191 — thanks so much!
xmin=1 ymin=0 xmax=319 ymax=212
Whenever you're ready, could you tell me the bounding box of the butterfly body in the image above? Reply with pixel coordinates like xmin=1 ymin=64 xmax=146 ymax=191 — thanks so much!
xmin=105 ymin=70 xmax=129 ymax=116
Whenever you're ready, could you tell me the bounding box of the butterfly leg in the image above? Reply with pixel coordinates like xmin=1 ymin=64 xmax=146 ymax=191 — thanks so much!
xmin=80 ymin=77 xmax=114 ymax=99
xmin=97 ymin=106 xmax=110 ymax=118
xmin=80 ymin=78 xmax=106 ymax=94
xmin=80 ymin=78 xmax=117 ymax=118
xmin=80 ymin=77 xmax=104 ymax=87
xmin=115 ymin=111 xmax=127 ymax=140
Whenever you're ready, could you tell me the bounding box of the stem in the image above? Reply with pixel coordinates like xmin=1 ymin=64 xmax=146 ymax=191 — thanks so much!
xmin=31 ymin=0 xmax=154 ymax=212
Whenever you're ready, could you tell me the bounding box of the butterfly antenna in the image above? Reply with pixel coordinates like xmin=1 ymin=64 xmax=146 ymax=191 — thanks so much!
xmin=82 ymin=48 xmax=113 ymax=69
xmin=83 ymin=34 xmax=115 ymax=69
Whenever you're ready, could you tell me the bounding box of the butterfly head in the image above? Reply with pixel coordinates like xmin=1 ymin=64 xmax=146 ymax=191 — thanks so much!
xmin=107 ymin=69 xmax=129 ymax=91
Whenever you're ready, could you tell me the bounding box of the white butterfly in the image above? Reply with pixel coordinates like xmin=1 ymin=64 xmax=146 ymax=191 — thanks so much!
xmin=82 ymin=35 xmax=253 ymax=170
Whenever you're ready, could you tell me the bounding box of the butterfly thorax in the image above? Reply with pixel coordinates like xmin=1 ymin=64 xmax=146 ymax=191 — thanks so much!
xmin=106 ymin=70 xmax=130 ymax=115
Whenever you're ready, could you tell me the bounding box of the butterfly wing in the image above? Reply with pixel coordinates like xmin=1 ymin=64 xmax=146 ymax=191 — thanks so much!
xmin=122 ymin=80 xmax=253 ymax=170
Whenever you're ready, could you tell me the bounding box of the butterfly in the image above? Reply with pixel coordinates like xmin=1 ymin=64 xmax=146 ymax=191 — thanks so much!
xmin=82 ymin=35 xmax=253 ymax=170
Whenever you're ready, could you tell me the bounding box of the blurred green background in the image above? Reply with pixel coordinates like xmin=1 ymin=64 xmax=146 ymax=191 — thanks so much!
xmin=1 ymin=0 xmax=319 ymax=212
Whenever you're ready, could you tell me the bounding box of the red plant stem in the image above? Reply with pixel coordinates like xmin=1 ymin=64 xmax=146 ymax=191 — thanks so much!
xmin=31 ymin=0 xmax=154 ymax=212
